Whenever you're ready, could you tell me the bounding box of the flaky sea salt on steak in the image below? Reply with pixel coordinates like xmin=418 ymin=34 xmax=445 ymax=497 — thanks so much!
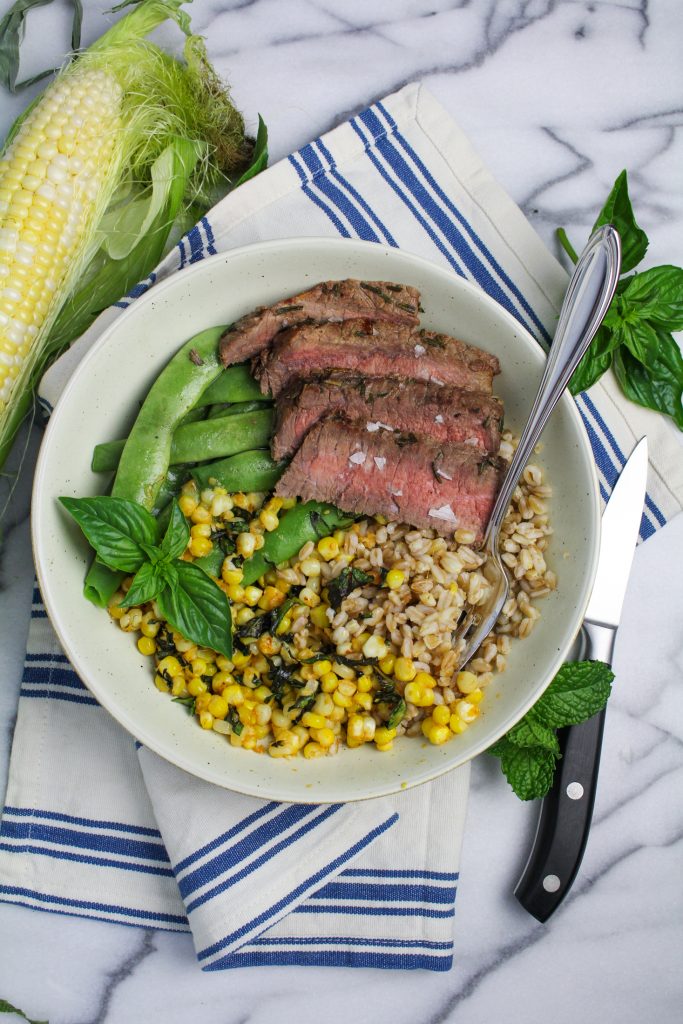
xmin=275 ymin=419 xmax=504 ymax=542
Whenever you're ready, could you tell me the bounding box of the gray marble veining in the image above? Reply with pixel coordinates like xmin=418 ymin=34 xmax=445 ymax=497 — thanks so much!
xmin=0 ymin=1 xmax=681 ymax=1021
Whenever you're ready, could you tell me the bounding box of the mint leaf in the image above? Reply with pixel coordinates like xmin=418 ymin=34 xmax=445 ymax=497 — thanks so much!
xmin=494 ymin=740 xmax=558 ymax=801
xmin=159 ymin=501 xmax=190 ymax=561
xmin=119 ymin=562 xmax=164 ymax=608
xmin=157 ymin=561 xmax=232 ymax=658
xmin=621 ymin=265 xmax=683 ymax=331
xmin=592 ymin=169 xmax=648 ymax=273
xmin=60 ymin=495 xmax=158 ymax=573
xmin=533 ymin=660 xmax=613 ymax=729
xmin=506 ymin=716 xmax=560 ymax=756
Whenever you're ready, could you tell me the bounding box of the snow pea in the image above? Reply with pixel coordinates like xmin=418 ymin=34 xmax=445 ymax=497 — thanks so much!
xmin=191 ymin=449 xmax=285 ymax=493
xmin=241 ymin=501 xmax=354 ymax=586
xmin=196 ymin=363 xmax=265 ymax=406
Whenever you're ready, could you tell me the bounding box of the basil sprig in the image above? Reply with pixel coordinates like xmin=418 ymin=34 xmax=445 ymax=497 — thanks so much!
xmin=558 ymin=170 xmax=683 ymax=429
xmin=60 ymin=495 xmax=232 ymax=657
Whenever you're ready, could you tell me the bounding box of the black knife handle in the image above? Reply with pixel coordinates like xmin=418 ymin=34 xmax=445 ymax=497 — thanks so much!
xmin=514 ymin=621 xmax=616 ymax=922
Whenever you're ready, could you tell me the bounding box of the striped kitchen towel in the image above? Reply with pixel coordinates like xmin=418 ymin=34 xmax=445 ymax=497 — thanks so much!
xmin=1 ymin=82 xmax=681 ymax=972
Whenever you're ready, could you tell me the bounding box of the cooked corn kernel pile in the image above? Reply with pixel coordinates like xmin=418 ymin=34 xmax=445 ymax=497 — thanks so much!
xmin=109 ymin=452 xmax=554 ymax=757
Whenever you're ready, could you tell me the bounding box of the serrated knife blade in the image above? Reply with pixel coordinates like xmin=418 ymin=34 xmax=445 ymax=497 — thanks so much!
xmin=584 ymin=436 xmax=649 ymax=628
xmin=515 ymin=437 xmax=648 ymax=922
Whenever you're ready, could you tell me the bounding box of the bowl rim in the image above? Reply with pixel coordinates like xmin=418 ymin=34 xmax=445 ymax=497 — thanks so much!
xmin=32 ymin=236 xmax=601 ymax=801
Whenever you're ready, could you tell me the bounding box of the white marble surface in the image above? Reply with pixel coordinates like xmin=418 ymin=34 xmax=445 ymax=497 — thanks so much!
xmin=1 ymin=0 xmax=682 ymax=1021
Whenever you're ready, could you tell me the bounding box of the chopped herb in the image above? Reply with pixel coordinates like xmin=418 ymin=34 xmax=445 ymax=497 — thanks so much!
xmin=327 ymin=566 xmax=374 ymax=609
xmin=290 ymin=693 xmax=316 ymax=723
xmin=154 ymin=625 xmax=177 ymax=660
xmin=188 ymin=348 xmax=204 ymax=366
xmin=227 ymin=707 xmax=243 ymax=735
xmin=395 ymin=432 xmax=418 ymax=448
xmin=373 ymin=680 xmax=406 ymax=729
xmin=385 ymin=283 xmax=403 ymax=292
xmin=273 ymin=304 xmax=304 ymax=315
xmin=360 ymin=282 xmax=392 ymax=302
xmin=235 ymin=596 xmax=298 ymax=640
xmin=354 ymin=328 xmax=371 ymax=338
xmin=172 ymin=695 xmax=196 ymax=715
xmin=397 ymin=301 xmax=416 ymax=312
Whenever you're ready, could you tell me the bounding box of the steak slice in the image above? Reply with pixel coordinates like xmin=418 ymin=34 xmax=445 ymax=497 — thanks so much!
xmin=219 ymin=279 xmax=420 ymax=367
xmin=275 ymin=419 xmax=504 ymax=542
xmin=256 ymin=320 xmax=500 ymax=397
xmin=272 ymin=375 xmax=504 ymax=460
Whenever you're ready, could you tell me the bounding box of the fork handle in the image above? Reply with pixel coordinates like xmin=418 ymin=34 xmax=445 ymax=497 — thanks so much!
xmin=485 ymin=225 xmax=621 ymax=543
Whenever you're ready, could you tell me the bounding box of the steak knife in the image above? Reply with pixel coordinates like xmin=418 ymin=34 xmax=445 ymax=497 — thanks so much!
xmin=514 ymin=436 xmax=649 ymax=922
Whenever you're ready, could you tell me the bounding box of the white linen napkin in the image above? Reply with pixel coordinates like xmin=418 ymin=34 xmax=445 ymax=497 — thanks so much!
xmin=1 ymin=82 xmax=681 ymax=973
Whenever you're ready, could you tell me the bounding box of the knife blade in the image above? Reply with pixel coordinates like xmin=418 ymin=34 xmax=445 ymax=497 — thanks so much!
xmin=514 ymin=436 xmax=648 ymax=922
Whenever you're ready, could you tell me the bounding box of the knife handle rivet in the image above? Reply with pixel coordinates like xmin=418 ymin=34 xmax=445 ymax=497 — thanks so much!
xmin=566 ymin=782 xmax=584 ymax=800
xmin=543 ymin=874 xmax=561 ymax=893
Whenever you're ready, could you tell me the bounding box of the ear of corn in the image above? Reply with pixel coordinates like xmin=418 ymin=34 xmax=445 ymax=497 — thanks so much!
xmin=0 ymin=0 xmax=262 ymax=471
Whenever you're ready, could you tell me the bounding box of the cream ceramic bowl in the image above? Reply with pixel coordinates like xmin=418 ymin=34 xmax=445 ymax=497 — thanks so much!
xmin=32 ymin=238 xmax=600 ymax=803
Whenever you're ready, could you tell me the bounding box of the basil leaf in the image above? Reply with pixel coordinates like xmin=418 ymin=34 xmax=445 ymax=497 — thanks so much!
xmin=157 ymin=561 xmax=232 ymax=658
xmin=621 ymin=265 xmax=683 ymax=331
xmin=614 ymin=342 xmax=683 ymax=430
xmin=569 ymin=323 xmax=619 ymax=394
xmin=327 ymin=567 xmax=374 ymax=609
xmin=59 ymin=495 xmax=158 ymax=572
xmin=494 ymin=740 xmax=558 ymax=801
xmin=592 ymin=169 xmax=649 ymax=273
xmin=119 ymin=562 xmax=164 ymax=608
xmin=160 ymin=500 xmax=190 ymax=561
xmin=532 ymin=660 xmax=613 ymax=729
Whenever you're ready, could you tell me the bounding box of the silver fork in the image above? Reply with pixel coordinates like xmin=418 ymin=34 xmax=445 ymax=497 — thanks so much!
xmin=453 ymin=224 xmax=622 ymax=669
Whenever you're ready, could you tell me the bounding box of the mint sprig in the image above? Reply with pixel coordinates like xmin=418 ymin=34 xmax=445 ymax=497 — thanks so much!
xmin=488 ymin=660 xmax=614 ymax=801
xmin=558 ymin=170 xmax=683 ymax=429
xmin=60 ymin=495 xmax=232 ymax=658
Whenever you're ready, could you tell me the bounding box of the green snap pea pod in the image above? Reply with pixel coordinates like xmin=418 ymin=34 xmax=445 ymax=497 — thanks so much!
xmin=241 ymin=501 xmax=354 ymax=586
xmin=178 ymin=405 xmax=210 ymax=427
xmin=92 ymin=408 xmax=274 ymax=474
xmin=206 ymin=399 xmax=272 ymax=420
xmin=84 ymin=326 xmax=227 ymax=607
xmin=192 ymin=449 xmax=286 ymax=493
xmin=195 ymin=363 xmax=266 ymax=407
xmin=169 ymin=408 xmax=274 ymax=465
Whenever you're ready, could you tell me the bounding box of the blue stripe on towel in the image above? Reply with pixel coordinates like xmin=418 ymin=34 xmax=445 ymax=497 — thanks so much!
xmin=186 ymin=805 xmax=343 ymax=912
xmin=209 ymin=949 xmax=453 ymax=971
xmin=19 ymin=688 xmax=99 ymax=707
xmin=341 ymin=867 xmax=459 ymax=881
xmin=22 ymin=667 xmax=87 ymax=690
xmin=3 ymin=806 xmax=162 ymax=838
xmin=288 ymin=153 xmax=351 ymax=237
xmin=1 ymin=820 xmax=169 ymax=862
xmin=0 ymin=842 xmax=175 ymax=877
xmin=255 ymin=935 xmax=453 ymax=950
xmin=295 ymin=903 xmax=455 ymax=919
xmin=0 ymin=884 xmax=187 ymax=927
xmin=175 ymin=801 xmax=280 ymax=874
xmin=197 ymin=812 xmax=398 ymax=966
xmin=315 ymin=138 xmax=397 ymax=247
xmin=298 ymin=143 xmax=382 ymax=242
xmin=312 ymin=881 xmax=457 ymax=904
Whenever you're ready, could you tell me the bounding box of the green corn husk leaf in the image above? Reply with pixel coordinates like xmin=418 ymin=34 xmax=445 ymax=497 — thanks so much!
xmin=0 ymin=0 xmax=267 ymax=478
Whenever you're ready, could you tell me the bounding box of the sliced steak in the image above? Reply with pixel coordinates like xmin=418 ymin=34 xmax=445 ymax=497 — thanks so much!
xmin=256 ymin=320 xmax=500 ymax=397
xmin=272 ymin=375 xmax=503 ymax=460
xmin=275 ymin=419 xmax=504 ymax=542
xmin=219 ymin=279 xmax=420 ymax=367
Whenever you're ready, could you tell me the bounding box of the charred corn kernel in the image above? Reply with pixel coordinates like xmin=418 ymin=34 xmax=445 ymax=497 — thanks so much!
xmin=216 ymin=656 xmax=234 ymax=672
xmin=467 ymin=687 xmax=484 ymax=705
xmin=449 ymin=714 xmax=468 ymax=734
xmin=455 ymin=699 xmax=479 ymax=723
xmin=211 ymin=494 xmax=232 ymax=517
xmin=378 ymin=654 xmax=395 ymax=675
xmin=242 ymin=585 xmax=262 ymax=607
xmin=313 ymin=694 xmax=334 ymax=717
xmin=276 ymin=612 xmax=292 ymax=635
xmin=415 ymin=671 xmax=437 ymax=689
xmin=337 ymin=680 xmax=357 ymax=698
xmin=352 ymin=632 xmax=369 ymax=653
xmin=385 ymin=569 xmax=405 ymax=590
xmin=347 ymin=714 xmax=365 ymax=743
xmin=292 ymin=726 xmax=308 ymax=749
xmin=259 ymin=509 xmax=279 ymax=532
xmin=207 ymin=695 xmax=228 ymax=720
xmin=232 ymin=492 xmax=248 ymax=509
xmin=187 ymin=678 xmax=208 ymax=697
xmin=190 ymin=505 xmax=211 ymax=525
xmin=199 ymin=710 xmax=214 ymax=730
xmin=303 ymin=741 xmax=326 ymax=759
xmin=221 ymin=563 xmax=243 ymax=587
xmin=178 ymin=494 xmax=198 ymax=516
xmin=428 ymin=723 xmax=450 ymax=745
xmin=394 ymin=657 xmax=417 ymax=682
xmin=140 ymin=614 xmax=159 ymax=638
xmin=300 ymin=586 xmax=320 ymax=608
xmin=231 ymin=650 xmax=250 ymax=669
xmin=157 ymin=656 xmax=183 ymax=678
xmin=300 ymin=557 xmax=321 ymax=577
xmin=154 ymin=674 xmax=169 ymax=693
xmin=310 ymin=659 xmax=331 ymax=679
xmin=211 ymin=671 xmax=233 ymax=694
xmin=357 ymin=674 xmax=373 ymax=693
xmin=354 ymin=692 xmax=373 ymax=711
xmin=189 ymin=535 xmax=212 ymax=558
xmin=241 ymin=667 xmax=258 ymax=687
xmin=252 ymin=533 xmax=265 ymax=550
xmin=195 ymin=692 xmax=212 ymax=713
xmin=108 ymin=602 xmax=125 ymax=620
xmin=257 ymin=634 xmax=280 ymax=657
xmin=316 ymin=536 xmax=339 ymax=560
xmin=309 ymin=604 xmax=329 ymax=629
xmin=280 ymin=496 xmax=297 ymax=510
xmin=363 ymin=635 xmax=387 ymax=660
xmin=301 ymin=711 xmax=326 ymax=730
xmin=300 ymin=665 xmax=317 ymax=683
xmin=226 ymin=584 xmax=245 ymax=603
xmin=404 ymin=682 xmax=423 ymax=705
xmin=306 ymin=727 xmax=332 ymax=749
xmin=264 ymin=497 xmax=283 ymax=514
xmin=236 ymin=532 xmax=256 ymax=558
xmin=332 ymin=690 xmax=352 ymax=708
xmin=235 ymin=607 xmax=255 ymax=625
xmin=258 ymin=586 xmax=285 ymax=612
xmin=173 ymin=635 xmax=195 ymax=653
xmin=375 ymin=727 xmax=397 ymax=746
xmin=137 ymin=636 xmax=156 ymax=656
xmin=271 ymin=709 xmax=290 ymax=729
xmin=320 ymin=672 xmax=339 ymax=693
xmin=252 ymin=684 xmax=271 ymax=702
xmin=190 ymin=658 xmax=207 ymax=676
xmin=432 ymin=705 xmax=451 ymax=726
xmin=190 ymin=522 xmax=211 ymax=538
xmin=456 ymin=670 xmax=480 ymax=695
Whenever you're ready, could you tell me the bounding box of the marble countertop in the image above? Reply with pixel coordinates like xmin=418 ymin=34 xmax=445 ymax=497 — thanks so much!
xmin=1 ymin=1 xmax=682 ymax=1021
